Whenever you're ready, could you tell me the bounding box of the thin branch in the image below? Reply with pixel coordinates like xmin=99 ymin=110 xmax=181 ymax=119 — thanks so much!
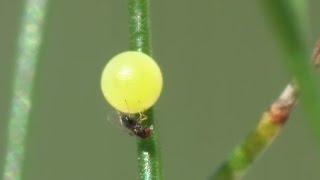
xmin=2 ymin=0 xmax=49 ymax=179
xmin=210 ymin=84 xmax=298 ymax=180
xmin=210 ymin=1 xmax=320 ymax=179
xmin=263 ymin=0 xmax=320 ymax=140
xmin=128 ymin=0 xmax=163 ymax=180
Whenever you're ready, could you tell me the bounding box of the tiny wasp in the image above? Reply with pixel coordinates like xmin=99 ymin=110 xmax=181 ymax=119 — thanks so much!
xmin=119 ymin=112 xmax=153 ymax=139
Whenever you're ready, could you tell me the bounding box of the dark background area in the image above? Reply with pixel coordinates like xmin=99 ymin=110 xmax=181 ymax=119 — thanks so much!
xmin=1 ymin=0 xmax=320 ymax=179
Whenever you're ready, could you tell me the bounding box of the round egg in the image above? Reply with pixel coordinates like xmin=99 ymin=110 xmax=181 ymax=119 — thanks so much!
xmin=101 ymin=51 xmax=163 ymax=113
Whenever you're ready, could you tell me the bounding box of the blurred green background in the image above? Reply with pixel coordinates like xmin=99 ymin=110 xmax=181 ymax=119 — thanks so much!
xmin=1 ymin=0 xmax=320 ymax=179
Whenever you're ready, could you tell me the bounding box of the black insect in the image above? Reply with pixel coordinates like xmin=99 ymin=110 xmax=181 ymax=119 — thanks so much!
xmin=119 ymin=113 xmax=153 ymax=139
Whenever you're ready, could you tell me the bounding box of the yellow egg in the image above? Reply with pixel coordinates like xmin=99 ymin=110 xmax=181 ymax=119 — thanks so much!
xmin=101 ymin=51 xmax=163 ymax=113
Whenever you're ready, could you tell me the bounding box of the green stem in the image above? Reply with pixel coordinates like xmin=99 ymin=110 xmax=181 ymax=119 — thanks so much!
xmin=128 ymin=0 xmax=162 ymax=180
xmin=211 ymin=84 xmax=298 ymax=180
xmin=212 ymin=1 xmax=319 ymax=179
xmin=262 ymin=0 xmax=320 ymax=141
xmin=2 ymin=0 xmax=49 ymax=180
xmin=212 ymin=118 xmax=281 ymax=180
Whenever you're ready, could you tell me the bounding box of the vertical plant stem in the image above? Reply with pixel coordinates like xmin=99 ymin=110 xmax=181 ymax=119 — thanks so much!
xmin=211 ymin=84 xmax=298 ymax=180
xmin=262 ymin=0 xmax=320 ymax=141
xmin=3 ymin=0 xmax=49 ymax=179
xmin=128 ymin=0 xmax=162 ymax=180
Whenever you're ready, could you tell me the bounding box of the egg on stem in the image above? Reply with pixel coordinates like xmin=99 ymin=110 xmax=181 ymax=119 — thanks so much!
xmin=101 ymin=51 xmax=163 ymax=114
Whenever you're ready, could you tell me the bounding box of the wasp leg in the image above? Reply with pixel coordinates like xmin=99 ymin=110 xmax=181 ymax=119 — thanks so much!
xmin=137 ymin=112 xmax=148 ymax=123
